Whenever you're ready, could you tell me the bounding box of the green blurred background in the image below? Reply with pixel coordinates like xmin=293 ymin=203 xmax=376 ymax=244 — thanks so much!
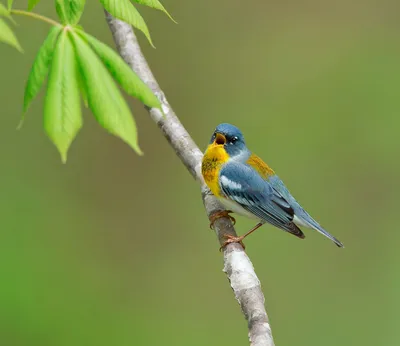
xmin=1 ymin=0 xmax=399 ymax=345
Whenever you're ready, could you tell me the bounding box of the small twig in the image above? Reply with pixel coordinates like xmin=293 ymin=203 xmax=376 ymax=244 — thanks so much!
xmin=11 ymin=9 xmax=61 ymax=27
xmin=105 ymin=11 xmax=275 ymax=346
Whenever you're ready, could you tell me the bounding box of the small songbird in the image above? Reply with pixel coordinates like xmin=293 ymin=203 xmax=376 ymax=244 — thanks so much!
xmin=201 ymin=123 xmax=343 ymax=249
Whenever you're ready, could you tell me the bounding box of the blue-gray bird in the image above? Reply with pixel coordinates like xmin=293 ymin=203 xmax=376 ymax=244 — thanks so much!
xmin=201 ymin=123 xmax=344 ymax=249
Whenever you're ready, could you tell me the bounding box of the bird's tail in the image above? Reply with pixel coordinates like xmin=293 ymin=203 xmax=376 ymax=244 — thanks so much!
xmin=294 ymin=214 xmax=344 ymax=248
xmin=312 ymin=223 xmax=344 ymax=248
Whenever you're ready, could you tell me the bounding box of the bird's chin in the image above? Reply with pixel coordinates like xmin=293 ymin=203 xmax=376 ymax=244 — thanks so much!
xmin=204 ymin=144 xmax=229 ymax=163
xmin=207 ymin=142 xmax=225 ymax=151
xmin=210 ymin=141 xmax=225 ymax=148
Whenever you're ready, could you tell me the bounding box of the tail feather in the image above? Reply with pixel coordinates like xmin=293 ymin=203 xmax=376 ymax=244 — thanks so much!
xmin=312 ymin=223 xmax=344 ymax=247
xmin=288 ymin=222 xmax=305 ymax=240
xmin=293 ymin=214 xmax=344 ymax=248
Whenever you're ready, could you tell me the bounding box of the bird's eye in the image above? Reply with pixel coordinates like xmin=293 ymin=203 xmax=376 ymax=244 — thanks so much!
xmin=230 ymin=136 xmax=238 ymax=144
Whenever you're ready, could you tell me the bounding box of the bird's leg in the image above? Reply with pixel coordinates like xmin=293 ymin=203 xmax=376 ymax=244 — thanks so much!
xmin=209 ymin=210 xmax=236 ymax=229
xmin=219 ymin=222 xmax=264 ymax=251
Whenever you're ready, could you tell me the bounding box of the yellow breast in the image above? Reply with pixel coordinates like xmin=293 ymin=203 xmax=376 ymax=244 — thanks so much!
xmin=201 ymin=144 xmax=230 ymax=197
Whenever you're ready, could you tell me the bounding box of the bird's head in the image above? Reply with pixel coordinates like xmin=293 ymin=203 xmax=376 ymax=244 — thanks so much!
xmin=208 ymin=123 xmax=249 ymax=160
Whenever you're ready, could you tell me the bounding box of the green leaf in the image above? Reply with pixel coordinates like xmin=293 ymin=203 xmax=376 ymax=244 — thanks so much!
xmin=70 ymin=32 xmax=142 ymax=155
xmin=0 ymin=18 xmax=22 ymax=52
xmin=77 ymin=68 xmax=88 ymax=107
xmin=99 ymin=0 xmax=154 ymax=47
xmin=0 ymin=3 xmax=10 ymax=17
xmin=7 ymin=0 xmax=14 ymax=10
xmin=28 ymin=0 xmax=41 ymax=11
xmin=77 ymin=30 xmax=160 ymax=108
xmin=55 ymin=0 xmax=86 ymax=24
xmin=0 ymin=3 xmax=16 ymax=24
xmin=132 ymin=0 xmax=176 ymax=23
xmin=23 ymin=26 xmax=62 ymax=116
xmin=44 ymin=31 xmax=82 ymax=163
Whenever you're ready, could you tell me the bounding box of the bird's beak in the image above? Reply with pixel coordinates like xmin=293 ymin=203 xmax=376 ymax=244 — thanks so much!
xmin=213 ymin=133 xmax=226 ymax=146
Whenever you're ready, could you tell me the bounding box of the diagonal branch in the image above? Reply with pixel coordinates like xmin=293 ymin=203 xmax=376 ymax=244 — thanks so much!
xmin=104 ymin=11 xmax=275 ymax=346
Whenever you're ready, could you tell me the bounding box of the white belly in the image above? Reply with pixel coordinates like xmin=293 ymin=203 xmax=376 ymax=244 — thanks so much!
xmin=218 ymin=197 xmax=260 ymax=220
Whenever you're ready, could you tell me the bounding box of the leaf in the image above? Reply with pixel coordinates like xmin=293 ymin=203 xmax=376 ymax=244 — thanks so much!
xmin=0 ymin=18 xmax=22 ymax=52
xmin=0 ymin=3 xmax=16 ymax=24
xmin=70 ymin=32 xmax=142 ymax=155
xmin=28 ymin=0 xmax=41 ymax=11
xmin=77 ymin=30 xmax=160 ymax=108
xmin=23 ymin=26 xmax=62 ymax=115
xmin=132 ymin=0 xmax=176 ymax=23
xmin=44 ymin=30 xmax=82 ymax=163
xmin=55 ymin=0 xmax=86 ymax=24
xmin=99 ymin=0 xmax=154 ymax=47
xmin=0 ymin=3 xmax=10 ymax=17
xmin=77 ymin=68 xmax=88 ymax=107
xmin=7 ymin=0 xmax=14 ymax=10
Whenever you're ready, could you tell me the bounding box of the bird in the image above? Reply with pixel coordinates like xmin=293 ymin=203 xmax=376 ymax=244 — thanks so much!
xmin=201 ymin=123 xmax=344 ymax=249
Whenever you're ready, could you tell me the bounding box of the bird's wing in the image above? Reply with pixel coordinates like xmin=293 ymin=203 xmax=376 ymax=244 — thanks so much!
xmin=246 ymin=153 xmax=344 ymax=247
xmin=219 ymin=162 xmax=304 ymax=238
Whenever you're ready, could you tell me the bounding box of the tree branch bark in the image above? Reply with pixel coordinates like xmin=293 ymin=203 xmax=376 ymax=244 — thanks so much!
xmin=105 ymin=12 xmax=275 ymax=346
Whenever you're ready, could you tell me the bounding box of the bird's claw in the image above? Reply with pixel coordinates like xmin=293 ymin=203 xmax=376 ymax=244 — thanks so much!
xmin=219 ymin=234 xmax=246 ymax=251
xmin=209 ymin=210 xmax=236 ymax=229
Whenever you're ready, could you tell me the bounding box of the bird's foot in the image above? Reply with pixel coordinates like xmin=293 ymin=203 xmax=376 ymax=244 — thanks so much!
xmin=219 ymin=234 xmax=245 ymax=251
xmin=209 ymin=210 xmax=236 ymax=229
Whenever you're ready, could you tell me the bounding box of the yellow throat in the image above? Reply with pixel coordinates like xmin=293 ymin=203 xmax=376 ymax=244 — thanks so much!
xmin=201 ymin=143 xmax=229 ymax=197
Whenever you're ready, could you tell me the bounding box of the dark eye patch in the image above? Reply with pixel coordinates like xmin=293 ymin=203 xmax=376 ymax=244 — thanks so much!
xmin=226 ymin=136 xmax=238 ymax=145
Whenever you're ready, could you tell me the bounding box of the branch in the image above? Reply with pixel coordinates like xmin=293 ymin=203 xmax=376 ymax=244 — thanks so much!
xmin=105 ymin=12 xmax=275 ymax=346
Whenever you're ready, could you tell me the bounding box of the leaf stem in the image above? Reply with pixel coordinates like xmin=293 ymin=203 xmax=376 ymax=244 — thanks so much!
xmin=10 ymin=9 xmax=61 ymax=27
